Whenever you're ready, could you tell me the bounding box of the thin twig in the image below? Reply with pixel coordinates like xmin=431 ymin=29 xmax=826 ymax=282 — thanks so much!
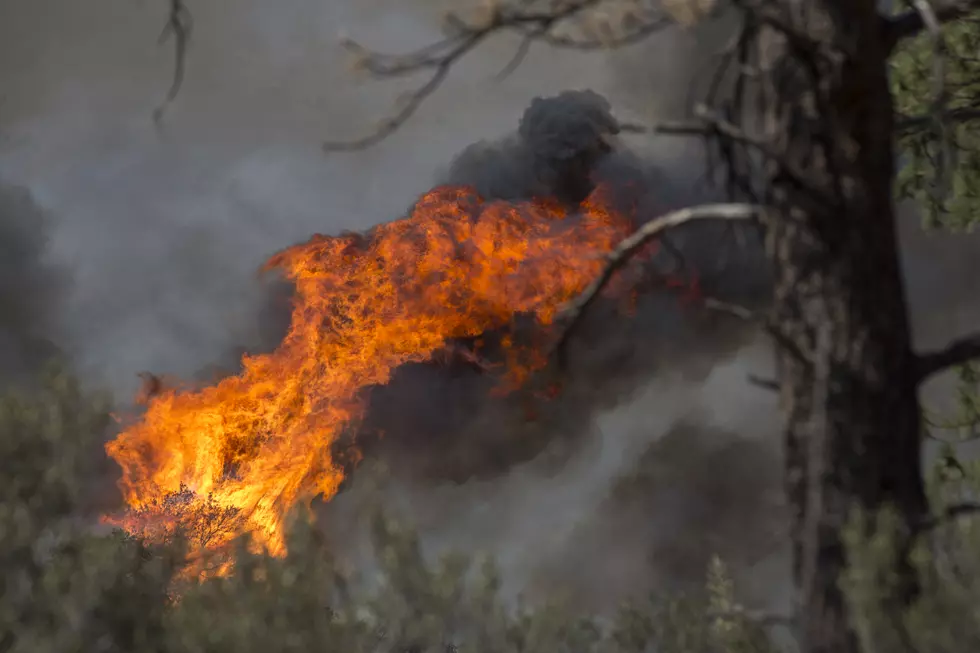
xmin=747 ymin=374 xmax=780 ymax=392
xmin=532 ymin=14 xmax=673 ymax=50
xmin=324 ymin=1 xmax=678 ymax=150
xmin=153 ymin=0 xmax=193 ymax=125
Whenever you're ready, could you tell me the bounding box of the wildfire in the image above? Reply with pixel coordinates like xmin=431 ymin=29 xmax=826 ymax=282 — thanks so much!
xmin=104 ymin=183 xmax=644 ymax=568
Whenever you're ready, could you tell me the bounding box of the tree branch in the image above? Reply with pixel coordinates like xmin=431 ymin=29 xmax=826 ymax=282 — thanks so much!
xmin=153 ymin=0 xmax=193 ymax=126
xmin=324 ymin=1 xmax=678 ymax=150
xmin=896 ymin=105 xmax=980 ymax=134
xmin=882 ymin=0 xmax=980 ymax=53
xmin=916 ymin=332 xmax=980 ymax=382
xmin=552 ymin=203 xmax=762 ymax=364
xmin=747 ymin=374 xmax=780 ymax=392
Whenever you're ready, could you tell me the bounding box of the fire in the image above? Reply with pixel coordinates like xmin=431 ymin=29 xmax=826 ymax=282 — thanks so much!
xmin=104 ymin=184 xmax=642 ymax=566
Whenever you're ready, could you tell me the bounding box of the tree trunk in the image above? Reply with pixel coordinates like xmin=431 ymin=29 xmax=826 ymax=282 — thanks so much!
xmin=756 ymin=2 xmax=930 ymax=651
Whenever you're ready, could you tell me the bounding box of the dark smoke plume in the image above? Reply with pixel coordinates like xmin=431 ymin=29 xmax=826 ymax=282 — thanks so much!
xmin=303 ymin=89 xmax=771 ymax=486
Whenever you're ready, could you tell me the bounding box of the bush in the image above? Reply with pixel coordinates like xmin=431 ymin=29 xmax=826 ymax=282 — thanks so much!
xmin=0 ymin=364 xmax=179 ymax=653
xmin=1 ymin=367 xmax=778 ymax=653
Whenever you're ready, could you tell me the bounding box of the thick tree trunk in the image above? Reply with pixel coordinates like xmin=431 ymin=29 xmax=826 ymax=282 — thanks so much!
xmin=756 ymin=2 xmax=930 ymax=651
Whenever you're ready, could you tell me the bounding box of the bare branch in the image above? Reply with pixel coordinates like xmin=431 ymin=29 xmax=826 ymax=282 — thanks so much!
xmin=324 ymin=1 xmax=679 ymax=150
xmin=153 ymin=0 xmax=193 ymax=125
xmin=916 ymin=332 xmax=980 ymax=382
xmin=552 ymin=203 xmax=762 ymax=364
xmin=882 ymin=0 xmax=980 ymax=53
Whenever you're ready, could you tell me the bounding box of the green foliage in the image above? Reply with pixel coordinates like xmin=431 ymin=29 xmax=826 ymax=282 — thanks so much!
xmin=0 ymin=366 xmax=778 ymax=653
xmin=166 ymin=508 xmax=777 ymax=653
xmin=842 ymin=499 xmax=980 ymax=653
xmin=891 ymin=12 xmax=980 ymax=230
xmin=883 ymin=17 xmax=980 ymax=649
xmin=0 ymin=364 xmax=181 ymax=653
xmin=843 ymin=364 xmax=980 ymax=652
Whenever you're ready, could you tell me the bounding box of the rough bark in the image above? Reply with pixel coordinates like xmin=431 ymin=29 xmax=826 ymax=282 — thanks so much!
xmin=756 ymin=2 xmax=930 ymax=651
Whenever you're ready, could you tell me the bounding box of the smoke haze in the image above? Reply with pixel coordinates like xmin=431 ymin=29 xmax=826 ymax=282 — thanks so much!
xmin=2 ymin=0 xmax=977 ymax=619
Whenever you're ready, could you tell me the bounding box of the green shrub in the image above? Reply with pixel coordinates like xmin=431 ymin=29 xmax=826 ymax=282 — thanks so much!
xmin=0 ymin=366 xmax=777 ymax=653
xmin=0 ymin=364 xmax=180 ymax=653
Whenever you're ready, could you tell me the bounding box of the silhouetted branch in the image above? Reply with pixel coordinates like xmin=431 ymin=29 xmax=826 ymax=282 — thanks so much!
xmin=324 ymin=1 xmax=679 ymax=150
xmin=882 ymin=0 xmax=980 ymax=53
xmin=153 ymin=0 xmax=193 ymax=125
xmin=553 ymin=203 xmax=762 ymax=364
xmin=917 ymin=331 xmax=980 ymax=382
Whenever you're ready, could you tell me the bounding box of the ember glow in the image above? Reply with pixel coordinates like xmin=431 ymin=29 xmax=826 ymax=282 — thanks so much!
xmin=104 ymin=184 xmax=643 ymax=566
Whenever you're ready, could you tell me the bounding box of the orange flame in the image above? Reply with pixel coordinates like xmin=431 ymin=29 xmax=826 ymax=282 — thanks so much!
xmin=104 ymin=184 xmax=641 ymax=564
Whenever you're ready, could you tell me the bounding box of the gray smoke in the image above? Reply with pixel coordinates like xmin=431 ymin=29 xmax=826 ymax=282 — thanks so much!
xmin=0 ymin=183 xmax=66 ymax=386
xmin=0 ymin=0 xmax=785 ymax=614
xmin=6 ymin=0 xmax=975 ymax=621
xmin=441 ymin=89 xmax=621 ymax=205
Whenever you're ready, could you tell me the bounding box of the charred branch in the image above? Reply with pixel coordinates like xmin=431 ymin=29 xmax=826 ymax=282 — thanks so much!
xmin=153 ymin=0 xmax=193 ymax=125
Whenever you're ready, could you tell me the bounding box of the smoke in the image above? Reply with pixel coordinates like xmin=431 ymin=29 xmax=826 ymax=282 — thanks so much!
xmin=0 ymin=0 xmax=785 ymax=612
xmin=440 ymin=89 xmax=622 ymax=205
xmin=0 ymin=182 xmax=66 ymax=386
xmin=5 ymin=0 xmax=975 ymax=621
